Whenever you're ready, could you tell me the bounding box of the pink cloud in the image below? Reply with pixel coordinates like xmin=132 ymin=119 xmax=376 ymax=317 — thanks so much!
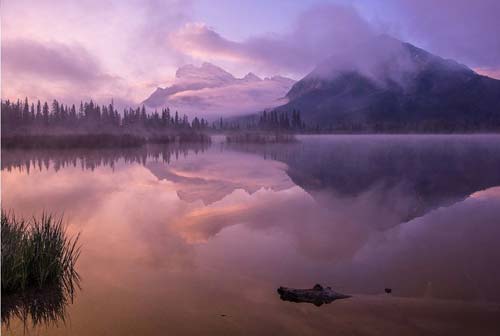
xmin=170 ymin=23 xmax=250 ymax=63
xmin=170 ymin=4 xmax=375 ymax=77
xmin=2 ymin=39 xmax=106 ymax=83
xmin=170 ymin=1 xmax=500 ymax=79
xmin=1 ymin=0 xmax=194 ymax=105
xmin=1 ymin=38 xmax=138 ymax=108
xmin=474 ymin=67 xmax=500 ymax=80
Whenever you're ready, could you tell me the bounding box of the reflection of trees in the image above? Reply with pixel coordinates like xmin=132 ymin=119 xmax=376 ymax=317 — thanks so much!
xmin=2 ymin=275 xmax=79 ymax=329
xmin=1 ymin=143 xmax=210 ymax=173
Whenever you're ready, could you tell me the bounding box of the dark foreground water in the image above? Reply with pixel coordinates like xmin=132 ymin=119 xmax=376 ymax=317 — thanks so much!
xmin=2 ymin=135 xmax=500 ymax=335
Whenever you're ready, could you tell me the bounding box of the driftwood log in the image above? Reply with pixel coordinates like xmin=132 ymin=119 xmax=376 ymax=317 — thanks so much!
xmin=277 ymin=284 xmax=351 ymax=306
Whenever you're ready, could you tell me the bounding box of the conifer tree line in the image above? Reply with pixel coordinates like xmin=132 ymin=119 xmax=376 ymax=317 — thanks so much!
xmin=218 ymin=110 xmax=306 ymax=131
xmin=1 ymin=98 xmax=210 ymax=133
xmin=257 ymin=110 xmax=305 ymax=131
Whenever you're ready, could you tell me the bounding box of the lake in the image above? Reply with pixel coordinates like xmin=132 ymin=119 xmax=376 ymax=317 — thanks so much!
xmin=2 ymin=135 xmax=500 ymax=335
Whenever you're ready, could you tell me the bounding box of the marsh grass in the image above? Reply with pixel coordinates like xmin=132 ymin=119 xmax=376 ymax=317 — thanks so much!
xmin=1 ymin=211 xmax=81 ymax=326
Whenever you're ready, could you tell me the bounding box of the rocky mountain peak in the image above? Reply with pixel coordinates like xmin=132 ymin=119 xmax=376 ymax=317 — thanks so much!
xmin=242 ymin=72 xmax=262 ymax=82
xmin=175 ymin=62 xmax=235 ymax=83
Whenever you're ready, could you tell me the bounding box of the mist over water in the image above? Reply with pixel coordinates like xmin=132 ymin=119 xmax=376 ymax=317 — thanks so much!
xmin=2 ymin=135 xmax=500 ymax=335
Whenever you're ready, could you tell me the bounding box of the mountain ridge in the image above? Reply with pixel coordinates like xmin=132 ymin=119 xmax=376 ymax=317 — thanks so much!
xmin=276 ymin=35 xmax=500 ymax=130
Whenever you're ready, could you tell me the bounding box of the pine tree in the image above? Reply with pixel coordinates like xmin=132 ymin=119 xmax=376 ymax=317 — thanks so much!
xmin=30 ymin=103 xmax=35 ymax=122
xmin=23 ymin=97 xmax=30 ymax=123
xmin=36 ymin=100 xmax=42 ymax=122
xmin=42 ymin=102 xmax=50 ymax=125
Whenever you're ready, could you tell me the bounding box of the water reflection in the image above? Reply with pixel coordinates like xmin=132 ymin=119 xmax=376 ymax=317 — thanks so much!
xmin=2 ymin=285 xmax=77 ymax=329
xmin=1 ymin=143 xmax=210 ymax=173
xmin=230 ymin=135 xmax=500 ymax=225
xmin=2 ymin=136 xmax=500 ymax=335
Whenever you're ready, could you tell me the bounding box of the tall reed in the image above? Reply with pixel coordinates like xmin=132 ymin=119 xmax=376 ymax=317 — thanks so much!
xmin=1 ymin=211 xmax=80 ymax=296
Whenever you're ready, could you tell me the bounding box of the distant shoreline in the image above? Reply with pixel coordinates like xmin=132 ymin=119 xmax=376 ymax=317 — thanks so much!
xmin=3 ymin=131 xmax=500 ymax=150
xmin=1 ymin=132 xmax=211 ymax=149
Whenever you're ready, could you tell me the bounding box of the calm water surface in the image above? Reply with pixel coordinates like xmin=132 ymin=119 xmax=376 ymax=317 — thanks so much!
xmin=2 ymin=135 xmax=500 ymax=335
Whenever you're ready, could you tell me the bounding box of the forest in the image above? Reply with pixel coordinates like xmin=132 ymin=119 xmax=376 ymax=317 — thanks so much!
xmin=1 ymin=98 xmax=214 ymax=148
xmin=1 ymin=98 xmax=211 ymax=134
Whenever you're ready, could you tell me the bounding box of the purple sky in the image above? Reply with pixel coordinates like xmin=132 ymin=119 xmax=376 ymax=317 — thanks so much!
xmin=2 ymin=0 xmax=500 ymax=107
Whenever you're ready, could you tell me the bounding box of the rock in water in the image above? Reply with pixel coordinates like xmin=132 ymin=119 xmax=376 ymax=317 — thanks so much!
xmin=277 ymin=284 xmax=351 ymax=306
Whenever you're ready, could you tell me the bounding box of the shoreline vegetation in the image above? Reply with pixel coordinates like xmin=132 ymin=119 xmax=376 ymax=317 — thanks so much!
xmin=3 ymin=97 xmax=499 ymax=150
xmin=226 ymin=132 xmax=297 ymax=144
xmin=2 ymin=132 xmax=211 ymax=149
xmin=1 ymin=98 xmax=211 ymax=149
xmin=1 ymin=210 xmax=80 ymax=326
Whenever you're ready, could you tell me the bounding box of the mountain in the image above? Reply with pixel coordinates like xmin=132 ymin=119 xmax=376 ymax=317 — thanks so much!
xmin=241 ymin=72 xmax=261 ymax=82
xmin=175 ymin=62 xmax=235 ymax=84
xmin=142 ymin=62 xmax=295 ymax=119
xmin=276 ymin=35 xmax=500 ymax=131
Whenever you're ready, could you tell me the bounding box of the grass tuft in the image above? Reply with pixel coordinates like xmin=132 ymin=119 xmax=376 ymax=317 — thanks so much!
xmin=1 ymin=210 xmax=81 ymax=327
xmin=1 ymin=210 xmax=80 ymax=297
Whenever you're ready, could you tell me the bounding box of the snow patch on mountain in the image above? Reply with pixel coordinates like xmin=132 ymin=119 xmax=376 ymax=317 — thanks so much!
xmin=142 ymin=63 xmax=295 ymax=119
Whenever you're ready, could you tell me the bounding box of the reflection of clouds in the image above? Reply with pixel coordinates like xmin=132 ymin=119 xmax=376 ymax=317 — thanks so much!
xmin=2 ymin=148 xmax=297 ymax=273
xmin=1 ymin=160 xmax=198 ymax=275
xmin=167 ymin=154 xmax=500 ymax=301
xmin=185 ymin=184 xmax=500 ymax=301
xmin=1 ymin=164 xmax=122 ymax=220
xmin=174 ymin=187 xmax=307 ymax=243
xmin=3 ymin=145 xmax=500 ymax=306
xmin=174 ymin=182 xmax=418 ymax=261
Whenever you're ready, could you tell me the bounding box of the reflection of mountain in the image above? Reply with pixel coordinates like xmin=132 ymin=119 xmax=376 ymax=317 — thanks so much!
xmin=146 ymin=151 xmax=294 ymax=205
xmin=146 ymin=162 xmax=255 ymax=205
xmin=230 ymin=136 xmax=500 ymax=226
xmin=142 ymin=62 xmax=295 ymax=118
xmin=1 ymin=144 xmax=296 ymax=207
